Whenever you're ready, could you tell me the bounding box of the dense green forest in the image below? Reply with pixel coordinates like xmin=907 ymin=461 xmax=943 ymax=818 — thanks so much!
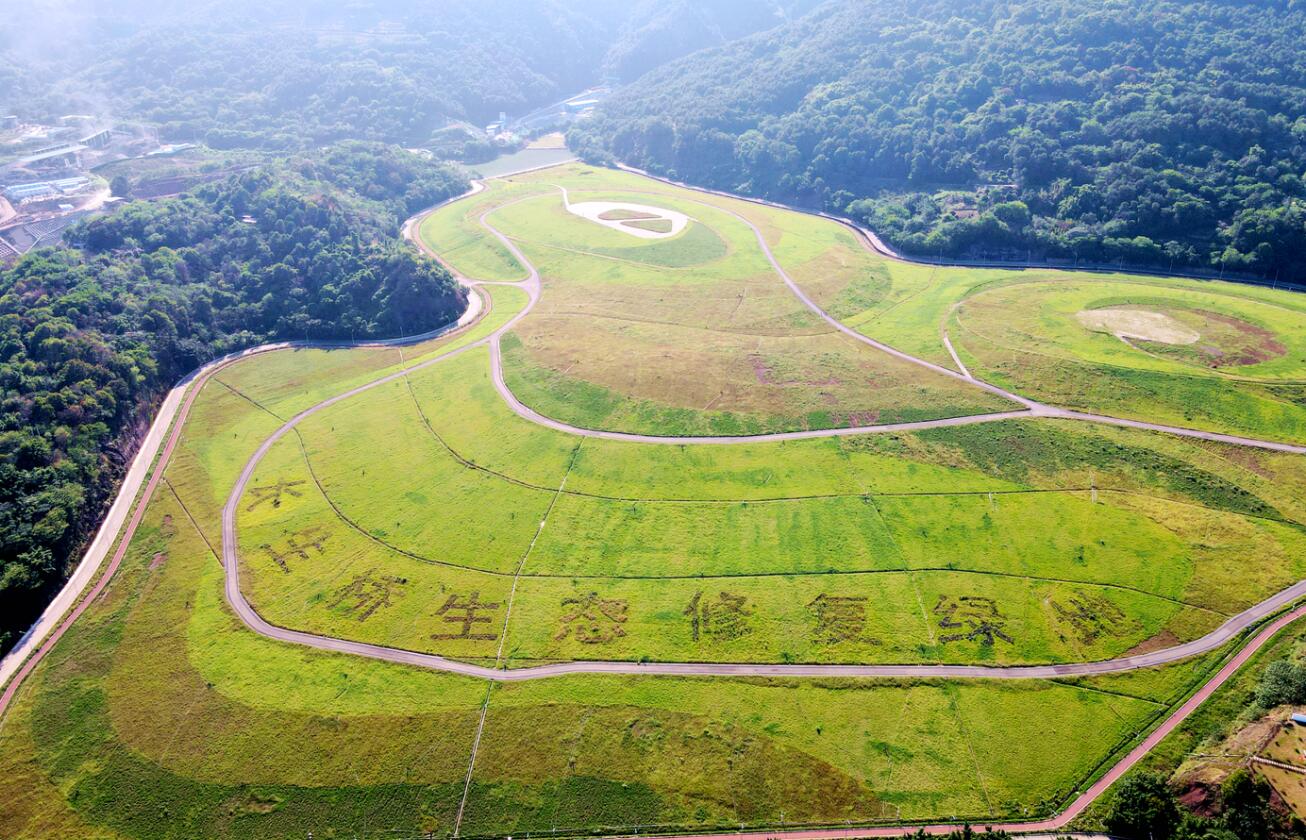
xmin=3 ymin=0 xmax=807 ymax=150
xmin=571 ymin=0 xmax=1306 ymax=282
xmin=601 ymin=0 xmax=821 ymax=82
xmin=0 ymin=144 xmax=467 ymax=654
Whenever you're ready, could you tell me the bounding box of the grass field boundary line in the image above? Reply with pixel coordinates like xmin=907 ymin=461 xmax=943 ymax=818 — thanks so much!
xmin=865 ymin=493 xmax=938 ymax=645
xmin=273 ymin=395 xmax=1306 ymax=526
xmin=247 ymin=443 xmax=1237 ymax=615
xmin=213 ymin=377 xmax=288 ymax=423
xmin=453 ymin=683 xmax=493 ymax=838
xmin=528 ymin=307 xmax=836 ymax=339
xmin=1096 ymin=487 xmax=1301 ymax=529
xmin=1048 ymin=678 xmax=1168 ymax=708
xmin=162 ymin=478 xmax=221 ymax=564
xmin=261 ymin=466 xmax=1226 ymax=611
xmin=495 ymin=442 xmax=583 ymax=666
xmin=945 ymin=685 xmax=997 ymax=817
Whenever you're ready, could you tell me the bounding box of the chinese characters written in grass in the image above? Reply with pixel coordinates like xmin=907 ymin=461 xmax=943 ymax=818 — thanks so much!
xmin=330 ymin=570 xmax=407 ymax=621
xmin=555 ymin=592 xmax=629 ymax=644
xmin=432 ymin=591 xmax=502 ymax=640
xmin=685 ymin=590 xmax=754 ymax=641
xmin=261 ymin=526 xmax=330 ymax=574
xmin=934 ymin=595 xmax=1013 ymax=645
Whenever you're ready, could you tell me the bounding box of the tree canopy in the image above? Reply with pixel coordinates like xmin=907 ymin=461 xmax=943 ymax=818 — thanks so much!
xmin=0 ymin=144 xmax=467 ymax=654
xmin=571 ymin=0 xmax=1306 ymax=281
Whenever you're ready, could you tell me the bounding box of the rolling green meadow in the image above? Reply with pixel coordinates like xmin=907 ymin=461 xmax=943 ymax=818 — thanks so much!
xmin=1 ymin=163 xmax=1303 ymax=839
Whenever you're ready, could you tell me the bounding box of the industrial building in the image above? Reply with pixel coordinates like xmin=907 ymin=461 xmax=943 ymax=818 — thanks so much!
xmin=3 ymin=176 xmax=91 ymax=202
xmin=80 ymin=129 xmax=112 ymax=149
xmin=3 ymin=144 xmax=87 ymax=172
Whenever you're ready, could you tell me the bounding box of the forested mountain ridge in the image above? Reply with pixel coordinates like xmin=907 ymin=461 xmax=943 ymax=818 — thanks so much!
xmin=2 ymin=0 xmax=809 ymax=150
xmin=0 ymin=144 xmax=466 ymax=655
xmin=571 ymin=0 xmax=1306 ymax=282
xmin=602 ymin=0 xmax=823 ymax=82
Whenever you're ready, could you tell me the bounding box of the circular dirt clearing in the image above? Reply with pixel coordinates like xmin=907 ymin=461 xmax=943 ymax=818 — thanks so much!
xmin=1076 ymin=308 xmax=1200 ymax=345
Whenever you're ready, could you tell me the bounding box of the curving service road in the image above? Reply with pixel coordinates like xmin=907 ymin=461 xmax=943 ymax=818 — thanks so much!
xmin=0 ymin=271 xmax=485 ymax=716
xmin=2 ymin=168 xmax=1304 ymax=836
xmin=209 ymin=173 xmax=1306 ymax=687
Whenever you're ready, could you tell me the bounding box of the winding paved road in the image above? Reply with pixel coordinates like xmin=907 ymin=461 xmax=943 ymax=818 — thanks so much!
xmin=476 ymin=185 xmax=1303 ymax=453
xmin=0 ymin=272 xmax=485 ymax=718
xmin=3 ymin=168 xmax=1304 ymax=838
xmin=210 ymin=175 xmax=1306 ymax=685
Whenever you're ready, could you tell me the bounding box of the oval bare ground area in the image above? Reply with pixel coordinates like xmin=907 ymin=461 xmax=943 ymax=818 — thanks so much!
xmin=1077 ymin=307 xmax=1201 ymax=345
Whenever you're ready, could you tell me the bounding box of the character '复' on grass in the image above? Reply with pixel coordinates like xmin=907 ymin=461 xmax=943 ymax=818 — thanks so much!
xmin=808 ymin=594 xmax=868 ymax=644
xmin=432 ymin=592 xmax=502 ymax=640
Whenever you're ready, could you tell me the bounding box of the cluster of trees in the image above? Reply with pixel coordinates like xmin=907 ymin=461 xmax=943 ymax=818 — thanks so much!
xmin=1100 ymin=653 xmax=1306 ymax=840
xmin=572 ymin=0 xmax=1306 ymax=282
xmin=1257 ymin=659 xmax=1306 ymax=709
xmin=0 ymin=144 xmax=467 ymax=653
xmin=1108 ymin=770 xmax=1304 ymax=839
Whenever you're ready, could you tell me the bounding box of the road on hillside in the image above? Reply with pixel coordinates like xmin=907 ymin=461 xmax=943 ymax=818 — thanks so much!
xmin=209 ymin=179 xmax=1306 ymax=688
xmin=0 ymin=249 xmax=486 ymax=712
xmin=3 ymin=169 xmax=1303 ymax=839
xmin=476 ymin=186 xmax=1303 ymax=454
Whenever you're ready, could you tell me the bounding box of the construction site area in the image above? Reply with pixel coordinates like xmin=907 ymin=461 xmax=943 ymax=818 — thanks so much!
xmin=0 ymin=114 xmax=162 ymax=262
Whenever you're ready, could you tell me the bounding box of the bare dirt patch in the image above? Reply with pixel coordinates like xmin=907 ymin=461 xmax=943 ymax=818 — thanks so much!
xmin=565 ymin=199 xmax=689 ymax=240
xmin=1077 ymin=308 xmax=1200 ymax=345
xmin=1123 ymin=628 xmax=1181 ymax=656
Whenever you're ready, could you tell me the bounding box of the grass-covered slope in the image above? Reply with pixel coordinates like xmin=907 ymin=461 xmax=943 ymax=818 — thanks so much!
xmin=0 ymin=283 xmax=1249 ymax=838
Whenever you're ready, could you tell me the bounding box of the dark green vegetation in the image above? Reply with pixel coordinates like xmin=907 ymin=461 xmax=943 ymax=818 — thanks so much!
xmin=3 ymin=0 xmax=811 ymax=151
xmin=1086 ymin=617 xmax=1306 ymax=839
xmin=1106 ymin=770 xmax=1304 ymax=839
xmin=572 ymin=0 xmax=1306 ymax=282
xmin=914 ymin=422 xmax=1282 ymax=521
xmin=0 ymin=144 xmax=466 ymax=654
